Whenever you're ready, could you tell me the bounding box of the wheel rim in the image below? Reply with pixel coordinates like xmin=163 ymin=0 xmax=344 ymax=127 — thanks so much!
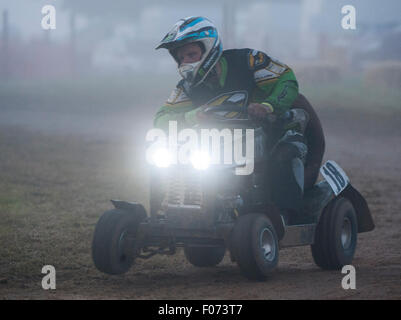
xmin=341 ymin=217 xmax=352 ymax=249
xmin=260 ymin=228 xmax=276 ymax=262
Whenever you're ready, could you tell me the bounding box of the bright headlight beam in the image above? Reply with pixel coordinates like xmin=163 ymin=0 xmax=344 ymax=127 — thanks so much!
xmin=190 ymin=150 xmax=210 ymax=170
xmin=152 ymin=148 xmax=172 ymax=168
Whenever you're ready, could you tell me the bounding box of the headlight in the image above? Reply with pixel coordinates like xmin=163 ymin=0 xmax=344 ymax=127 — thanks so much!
xmin=190 ymin=150 xmax=210 ymax=170
xmin=151 ymin=148 xmax=172 ymax=168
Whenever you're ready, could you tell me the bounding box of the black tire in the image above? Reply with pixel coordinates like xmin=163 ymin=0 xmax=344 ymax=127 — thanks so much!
xmin=311 ymin=197 xmax=358 ymax=270
xmin=184 ymin=246 xmax=226 ymax=267
xmin=231 ymin=214 xmax=279 ymax=280
xmin=92 ymin=209 xmax=142 ymax=275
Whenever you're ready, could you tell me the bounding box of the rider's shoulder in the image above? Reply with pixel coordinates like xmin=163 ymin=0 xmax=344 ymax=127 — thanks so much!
xmin=223 ymin=48 xmax=272 ymax=71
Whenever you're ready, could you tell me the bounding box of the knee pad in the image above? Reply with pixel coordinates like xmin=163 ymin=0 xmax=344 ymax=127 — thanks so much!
xmin=273 ymin=131 xmax=308 ymax=164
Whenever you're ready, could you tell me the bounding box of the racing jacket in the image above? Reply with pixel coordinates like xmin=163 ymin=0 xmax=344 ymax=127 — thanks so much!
xmin=154 ymin=48 xmax=299 ymax=130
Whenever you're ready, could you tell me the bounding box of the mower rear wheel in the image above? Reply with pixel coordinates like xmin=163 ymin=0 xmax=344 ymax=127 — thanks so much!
xmin=311 ymin=197 xmax=358 ymax=270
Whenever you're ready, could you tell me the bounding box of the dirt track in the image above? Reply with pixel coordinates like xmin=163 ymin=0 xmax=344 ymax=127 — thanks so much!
xmin=1 ymin=103 xmax=400 ymax=300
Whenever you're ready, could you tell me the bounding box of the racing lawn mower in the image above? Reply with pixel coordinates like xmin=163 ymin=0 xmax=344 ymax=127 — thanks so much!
xmin=92 ymin=92 xmax=374 ymax=280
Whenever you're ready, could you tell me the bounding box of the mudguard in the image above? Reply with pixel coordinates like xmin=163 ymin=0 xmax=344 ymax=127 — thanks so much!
xmin=340 ymin=185 xmax=375 ymax=233
xmin=319 ymin=160 xmax=375 ymax=233
xmin=110 ymin=200 xmax=148 ymax=221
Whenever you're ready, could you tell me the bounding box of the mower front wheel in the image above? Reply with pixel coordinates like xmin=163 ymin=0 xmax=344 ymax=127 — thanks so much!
xmin=231 ymin=213 xmax=279 ymax=280
xmin=92 ymin=209 xmax=143 ymax=275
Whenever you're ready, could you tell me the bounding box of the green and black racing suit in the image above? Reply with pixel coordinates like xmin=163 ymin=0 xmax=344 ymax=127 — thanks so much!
xmin=153 ymin=48 xmax=307 ymax=218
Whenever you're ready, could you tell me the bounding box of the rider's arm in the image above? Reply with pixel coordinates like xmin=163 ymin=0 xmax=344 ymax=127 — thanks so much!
xmin=153 ymin=86 xmax=197 ymax=130
xmin=252 ymin=56 xmax=299 ymax=116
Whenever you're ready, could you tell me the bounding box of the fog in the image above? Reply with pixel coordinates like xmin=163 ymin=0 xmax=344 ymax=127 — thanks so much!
xmin=2 ymin=0 xmax=400 ymax=76
xmin=1 ymin=1 xmax=401 ymax=300
xmin=0 ymin=0 xmax=400 ymax=137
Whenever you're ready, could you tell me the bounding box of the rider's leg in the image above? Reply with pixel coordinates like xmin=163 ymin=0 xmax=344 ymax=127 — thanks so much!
xmin=269 ymin=130 xmax=308 ymax=222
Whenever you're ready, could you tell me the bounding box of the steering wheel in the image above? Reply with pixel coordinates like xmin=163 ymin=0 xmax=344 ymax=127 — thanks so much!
xmin=202 ymin=103 xmax=245 ymax=115
xmin=201 ymin=103 xmax=278 ymax=128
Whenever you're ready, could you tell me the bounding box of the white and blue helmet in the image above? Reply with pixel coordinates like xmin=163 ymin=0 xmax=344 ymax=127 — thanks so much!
xmin=156 ymin=16 xmax=223 ymax=87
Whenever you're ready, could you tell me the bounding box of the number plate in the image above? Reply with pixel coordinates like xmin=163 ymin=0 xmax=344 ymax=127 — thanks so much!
xmin=320 ymin=160 xmax=350 ymax=196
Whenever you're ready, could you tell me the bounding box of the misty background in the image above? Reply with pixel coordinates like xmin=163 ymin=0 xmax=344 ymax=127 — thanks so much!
xmin=0 ymin=0 xmax=400 ymax=137
xmin=1 ymin=1 xmax=401 ymax=299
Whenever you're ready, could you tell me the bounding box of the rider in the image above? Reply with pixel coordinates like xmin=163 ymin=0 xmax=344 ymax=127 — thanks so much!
xmin=154 ymin=16 xmax=310 ymax=221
